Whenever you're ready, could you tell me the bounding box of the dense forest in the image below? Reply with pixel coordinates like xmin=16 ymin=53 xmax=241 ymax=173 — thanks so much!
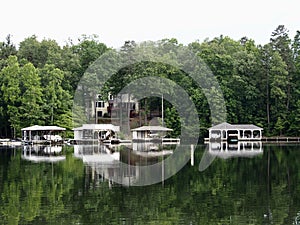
xmin=0 ymin=25 xmax=299 ymax=139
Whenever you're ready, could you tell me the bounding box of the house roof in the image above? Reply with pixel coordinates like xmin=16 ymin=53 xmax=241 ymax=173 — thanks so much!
xmin=73 ymin=124 xmax=120 ymax=132
xmin=21 ymin=125 xmax=66 ymax=131
xmin=131 ymin=126 xmax=173 ymax=132
xmin=209 ymin=122 xmax=263 ymax=130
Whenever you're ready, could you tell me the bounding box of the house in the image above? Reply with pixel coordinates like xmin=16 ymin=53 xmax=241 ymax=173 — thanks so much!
xmin=73 ymin=124 xmax=120 ymax=144
xmin=21 ymin=125 xmax=66 ymax=144
xmin=95 ymin=93 xmax=139 ymax=123
xmin=207 ymin=122 xmax=263 ymax=142
xmin=95 ymin=93 xmax=114 ymax=121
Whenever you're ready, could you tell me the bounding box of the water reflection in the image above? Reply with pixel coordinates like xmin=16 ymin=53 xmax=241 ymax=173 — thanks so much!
xmin=2 ymin=144 xmax=300 ymax=224
xmin=208 ymin=141 xmax=263 ymax=159
xmin=22 ymin=145 xmax=66 ymax=163
xmin=199 ymin=141 xmax=263 ymax=172
xmin=74 ymin=143 xmax=178 ymax=186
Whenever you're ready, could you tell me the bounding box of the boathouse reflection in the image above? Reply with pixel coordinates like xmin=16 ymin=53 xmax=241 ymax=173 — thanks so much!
xmin=22 ymin=145 xmax=66 ymax=163
xmin=208 ymin=141 xmax=263 ymax=159
xmin=73 ymin=143 xmax=177 ymax=187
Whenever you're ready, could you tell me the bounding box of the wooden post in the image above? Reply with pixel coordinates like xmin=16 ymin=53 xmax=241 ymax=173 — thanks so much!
xmin=161 ymin=94 xmax=164 ymax=127
xmin=191 ymin=144 xmax=194 ymax=166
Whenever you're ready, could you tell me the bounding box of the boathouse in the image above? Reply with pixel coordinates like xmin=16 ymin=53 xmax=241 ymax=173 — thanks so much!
xmin=131 ymin=126 xmax=173 ymax=142
xmin=208 ymin=122 xmax=263 ymax=142
xmin=21 ymin=125 xmax=66 ymax=144
xmin=73 ymin=124 xmax=120 ymax=143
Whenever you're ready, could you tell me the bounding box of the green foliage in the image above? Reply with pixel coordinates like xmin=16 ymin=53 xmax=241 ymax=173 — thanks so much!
xmin=39 ymin=64 xmax=73 ymax=130
xmin=19 ymin=62 xmax=44 ymax=127
xmin=0 ymin=26 xmax=299 ymax=138
xmin=0 ymin=35 xmax=17 ymax=61
xmin=164 ymin=107 xmax=181 ymax=137
xmin=274 ymin=117 xmax=286 ymax=136
xmin=0 ymin=56 xmax=21 ymax=137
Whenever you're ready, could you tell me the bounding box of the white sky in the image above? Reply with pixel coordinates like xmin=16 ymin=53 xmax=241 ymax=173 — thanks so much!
xmin=1 ymin=0 xmax=299 ymax=48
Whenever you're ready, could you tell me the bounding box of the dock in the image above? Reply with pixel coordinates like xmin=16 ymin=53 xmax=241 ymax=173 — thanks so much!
xmin=261 ymin=137 xmax=300 ymax=143
xmin=204 ymin=137 xmax=300 ymax=144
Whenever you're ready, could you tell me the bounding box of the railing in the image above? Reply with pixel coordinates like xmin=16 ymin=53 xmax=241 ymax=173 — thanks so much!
xmin=261 ymin=137 xmax=300 ymax=143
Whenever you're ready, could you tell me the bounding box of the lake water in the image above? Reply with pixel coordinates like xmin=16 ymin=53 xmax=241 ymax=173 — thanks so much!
xmin=1 ymin=143 xmax=300 ymax=224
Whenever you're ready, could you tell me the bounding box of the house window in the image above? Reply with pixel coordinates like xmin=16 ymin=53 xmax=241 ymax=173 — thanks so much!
xmin=96 ymin=101 xmax=105 ymax=108
xmin=97 ymin=111 xmax=103 ymax=117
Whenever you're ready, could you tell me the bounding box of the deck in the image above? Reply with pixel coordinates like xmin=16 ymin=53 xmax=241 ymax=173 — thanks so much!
xmin=204 ymin=137 xmax=300 ymax=143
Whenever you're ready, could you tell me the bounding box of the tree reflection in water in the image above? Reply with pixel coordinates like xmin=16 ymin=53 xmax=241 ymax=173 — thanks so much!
xmin=0 ymin=144 xmax=300 ymax=224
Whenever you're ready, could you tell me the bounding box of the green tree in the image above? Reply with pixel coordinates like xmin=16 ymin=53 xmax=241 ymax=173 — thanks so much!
xmin=39 ymin=64 xmax=73 ymax=133
xmin=289 ymin=31 xmax=300 ymax=135
xmin=270 ymin=25 xmax=295 ymax=111
xmin=0 ymin=34 xmax=17 ymax=61
xmin=18 ymin=36 xmax=64 ymax=69
xmin=0 ymin=56 xmax=21 ymax=138
xmin=17 ymin=35 xmax=41 ymax=67
xmin=259 ymin=44 xmax=289 ymax=134
xmin=69 ymin=35 xmax=109 ymax=93
xmin=19 ymin=62 xmax=44 ymax=127
xmin=274 ymin=116 xmax=285 ymax=136
xmin=59 ymin=45 xmax=81 ymax=93
xmin=288 ymin=100 xmax=300 ymax=136
xmin=164 ymin=106 xmax=181 ymax=137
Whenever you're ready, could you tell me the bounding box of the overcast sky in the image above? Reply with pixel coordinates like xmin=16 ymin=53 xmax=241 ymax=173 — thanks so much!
xmin=1 ymin=0 xmax=299 ymax=48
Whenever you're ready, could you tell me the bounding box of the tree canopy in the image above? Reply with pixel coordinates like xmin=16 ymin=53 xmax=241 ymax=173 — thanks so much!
xmin=0 ymin=25 xmax=299 ymax=138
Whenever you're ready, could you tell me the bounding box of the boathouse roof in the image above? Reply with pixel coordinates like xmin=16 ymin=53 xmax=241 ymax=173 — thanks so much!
xmin=131 ymin=126 xmax=173 ymax=132
xmin=209 ymin=122 xmax=263 ymax=130
xmin=73 ymin=124 xmax=120 ymax=132
xmin=21 ymin=125 xmax=66 ymax=131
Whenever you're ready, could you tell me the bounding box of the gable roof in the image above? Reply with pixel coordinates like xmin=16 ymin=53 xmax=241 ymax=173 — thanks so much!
xmin=73 ymin=124 xmax=120 ymax=132
xmin=209 ymin=122 xmax=263 ymax=130
xmin=21 ymin=125 xmax=66 ymax=131
xmin=209 ymin=122 xmax=232 ymax=130
xmin=131 ymin=126 xmax=173 ymax=132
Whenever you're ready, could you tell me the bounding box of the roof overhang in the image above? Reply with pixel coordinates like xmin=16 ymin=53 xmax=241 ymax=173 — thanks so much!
xmin=21 ymin=125 xmax=66 ymax=131
xmin=131 ymin=126 xmax=173 ymax=132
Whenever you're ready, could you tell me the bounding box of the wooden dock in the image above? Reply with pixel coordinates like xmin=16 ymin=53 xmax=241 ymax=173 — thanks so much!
xmin=261 ymin=137 xmax=300 ymax=143
xmin=204 ymin=137 xmax=300 ymax=144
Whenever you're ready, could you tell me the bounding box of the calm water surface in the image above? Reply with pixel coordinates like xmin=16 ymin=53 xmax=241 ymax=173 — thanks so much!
xmin=1 ymin=144 xmax=300 ymax=225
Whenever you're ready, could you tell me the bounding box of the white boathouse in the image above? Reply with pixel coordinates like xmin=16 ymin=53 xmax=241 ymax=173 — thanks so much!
xmin=21 ymin=125 xmax=66 ymax=144
xmin=73 ymin=124 xmax=120 ymax=143
xmin=131 ymin=126 xmax=173 ymax=142
xmin=208 ymin=122 xmax=263 ymax=142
